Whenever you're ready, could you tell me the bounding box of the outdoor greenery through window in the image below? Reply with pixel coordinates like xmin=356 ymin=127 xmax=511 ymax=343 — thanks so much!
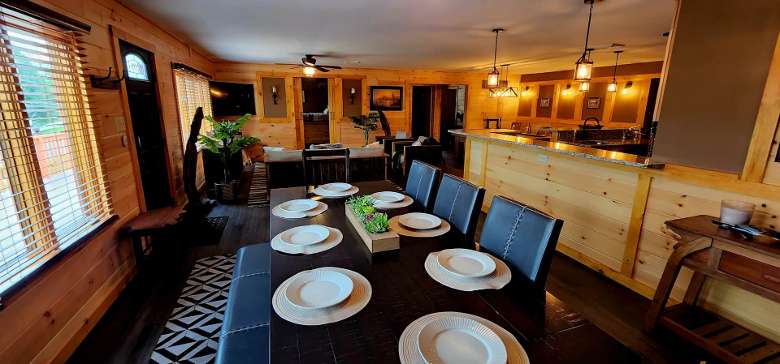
xmin=0 ymin=7 xmax=112 ymax=294
xmin=174 ymin=67 xmax=212 ymax=148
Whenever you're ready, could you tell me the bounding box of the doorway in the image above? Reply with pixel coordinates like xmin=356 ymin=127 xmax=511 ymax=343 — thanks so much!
xmin=411 ymin=86 xmax=433 ymax=137
xmin=119 ymin=40 xmax=172 ymax=210
xmin=439 ymin=85 xmax=466 ymax=149
xmin=301 ymin=78 xmax=330 ymax=146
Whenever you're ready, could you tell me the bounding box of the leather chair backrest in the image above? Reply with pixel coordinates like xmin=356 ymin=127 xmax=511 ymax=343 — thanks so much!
xmin=479 ymin=195 xmax=563 ymax=291
xmin=405 ymin=160 xmax=440 ymax=210
xmin=302 ymin=148 xmax=350 ymax=187
xmin=432 ymin=174 xmax=485 ymax=243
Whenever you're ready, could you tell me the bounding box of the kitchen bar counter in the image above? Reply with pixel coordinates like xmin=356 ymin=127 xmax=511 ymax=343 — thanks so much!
xmin=449 ymin=128 xmax=660 ymax=168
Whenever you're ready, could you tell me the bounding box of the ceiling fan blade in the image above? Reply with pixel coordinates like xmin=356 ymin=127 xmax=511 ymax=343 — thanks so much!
xmin=321 ymin=65 xmax=342 ymax=70
xmin=315 ymin=65 xmax=330 ymax=72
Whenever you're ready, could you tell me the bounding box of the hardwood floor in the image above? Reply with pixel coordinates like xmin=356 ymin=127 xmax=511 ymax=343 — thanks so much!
xmin=69 ymin=189 xmax=713 ymax=364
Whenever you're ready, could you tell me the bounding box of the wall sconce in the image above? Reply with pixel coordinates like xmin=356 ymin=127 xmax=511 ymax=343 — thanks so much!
xmin=521 ymin=86 xmax=531 ymax=97
xmin=579 ymin=81 xmax=590 ymax=92
xmin=621 ymin=81 xmax=634 ymax=95
xmin=350 ymin=87 xmax=356 ymax=104
xmin=562 ymin=83 xmax=572 ymax=96
xmin=271 ymin=85 xmax=279 ymax=104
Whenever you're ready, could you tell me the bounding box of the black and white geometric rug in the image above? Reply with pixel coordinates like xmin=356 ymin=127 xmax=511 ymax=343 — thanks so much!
xmin=150 ymin=254 xmax=235 ymax=363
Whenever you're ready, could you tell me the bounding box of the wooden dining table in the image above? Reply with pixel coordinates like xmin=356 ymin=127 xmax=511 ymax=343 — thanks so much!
xmin=269 ymin=180 xmax=641 ymax=363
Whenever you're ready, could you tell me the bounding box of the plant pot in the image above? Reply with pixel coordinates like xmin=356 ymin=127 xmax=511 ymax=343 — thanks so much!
xmin=215 ymin=180 xmax=239 ymax=203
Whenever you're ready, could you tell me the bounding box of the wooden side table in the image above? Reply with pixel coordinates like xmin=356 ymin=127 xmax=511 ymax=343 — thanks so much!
xmin=645 ymin=215 xmax=780 ymax=364
xmin=121 ymin=205 xmax=184 ymax=268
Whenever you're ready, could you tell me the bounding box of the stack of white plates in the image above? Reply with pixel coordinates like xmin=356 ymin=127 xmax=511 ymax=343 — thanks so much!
xmin=372 ymin=191 xmax=413 ymax=209
xmin=425 ymin=249 xmax=511 ymax=291
xmin=313 ymin=182 xmax=359 ymax=198
xmin=271 ymin=224 xmax=343 ymax=254
xmin=399 ymin=311 xmax=529 ymax=364
xmin=272 ymin=267 xmax=372 ymax=326
xmin=272 ymin=199 xmax=328 ymax=219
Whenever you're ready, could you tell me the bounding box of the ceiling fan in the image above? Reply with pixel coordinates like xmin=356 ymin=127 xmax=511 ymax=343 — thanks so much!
xmin=278 ymin=54 xmax=342 ymax=76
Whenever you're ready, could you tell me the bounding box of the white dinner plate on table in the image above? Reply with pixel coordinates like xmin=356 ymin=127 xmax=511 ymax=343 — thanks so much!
xmin=280 ymin=199 xmax=319 ymax=213
xmin=436 ymin=249 xmax=496 ymax=279
xmin=399 ymin=213 xmax=442 ymax=230
xmin=284 ymin=269 xmax=354 ymax=310
xmin=320 ymin=182 xmax=353 ymax=193
xmin=417 ymin=315 xmax=507 ymax=364
xmin=279 ymin=225 xmax=330 ymax=246
xmin=371 ymin=191 xmax=405 ymax=203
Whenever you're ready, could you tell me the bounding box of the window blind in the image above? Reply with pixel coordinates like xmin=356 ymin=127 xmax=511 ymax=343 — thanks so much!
xmin=174 ymin=68 xmax=212 ymax=148
xmin=0 ymin=6 xmax=112 ymax=294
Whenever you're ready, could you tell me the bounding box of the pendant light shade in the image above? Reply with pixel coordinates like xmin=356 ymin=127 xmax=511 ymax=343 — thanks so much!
xmin=487 ymin=68 xmax=500 ymax=87
xmin=490 ymin=64 xmax=518 ymax=97
xmin=579 ymin=81 xmax=590 ymax=92
xmin=607 ymin=50 xmax=623 ymax=92
xmin=486 ymin=28 xmax=504 ymax=88
xmin=574 ymin=0 xmax=596 ymax=81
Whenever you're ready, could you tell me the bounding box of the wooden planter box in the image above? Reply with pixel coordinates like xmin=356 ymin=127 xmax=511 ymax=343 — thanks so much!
xmin=345 ymin=206 xmax=399 ymax=253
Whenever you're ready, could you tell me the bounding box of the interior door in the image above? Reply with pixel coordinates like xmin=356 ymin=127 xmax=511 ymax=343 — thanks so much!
xmin=439 ymin=87 xmax=458 ymax=148
xmin=412 ymin=86 xmax=433 ymax=137
xmin=119 ymin=40 xmax=172 ymax=209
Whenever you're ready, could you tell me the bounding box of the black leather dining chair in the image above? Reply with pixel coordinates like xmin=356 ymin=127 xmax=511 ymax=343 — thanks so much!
xmin=478 ymin=195 xmax=564 ymax=292
xmin=405 ymin=160 xmax=441 ymax=210
xmin=432 ymin=174 xmax=485 ymax=244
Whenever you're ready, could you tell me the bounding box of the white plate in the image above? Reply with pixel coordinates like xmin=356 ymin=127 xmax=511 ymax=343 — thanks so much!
xmin=320 ymin=182 xmax=352 ymax=192
xmin=284 ymin=269 xmax=354 ymax=310
xmin=271 ymin=226 xmax=342 ymax=255
xmin=281 ymin=199 xmax=319 ymax=213
xmin=279 ymin=225 xmax=330 ymax=246
xmin=399 ymin=213 xmax=442 ymax=230
xmin=313 ymin=186 xmax=359 ymax=198
xmin=372 ymin=191 xmax=405 ymax=203
xmin=436 ymin=249 xmax=497 ymax=278
xmin=417 ymin=316 xmax=507 ymax=364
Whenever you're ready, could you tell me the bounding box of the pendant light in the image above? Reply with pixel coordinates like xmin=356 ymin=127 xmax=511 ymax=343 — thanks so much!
xmin=490 ymin=64 xmax=518 ymax=97
xmin=486 ymin=28 xmax=504 ymax=88
xmin=579 ymin=81 xmax=590 ymax=92
xmin=574 ymin=0 xmax=596 ymax=81
xmin=607 ymin=50 xmax=623 ymax=92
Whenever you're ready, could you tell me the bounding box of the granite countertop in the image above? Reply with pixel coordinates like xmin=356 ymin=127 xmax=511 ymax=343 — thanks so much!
xmin=449 ymin=129 xmax=663 ymax=169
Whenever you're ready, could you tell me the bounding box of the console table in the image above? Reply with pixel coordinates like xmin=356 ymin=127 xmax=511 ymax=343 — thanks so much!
xmin=645 ymin=215 xmax=780 ymax=364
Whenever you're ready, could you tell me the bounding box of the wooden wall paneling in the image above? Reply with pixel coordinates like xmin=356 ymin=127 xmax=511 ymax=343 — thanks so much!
xmin=293 ymin=77 xmax=304 ymax=149
xmin=743 ymin=35 xmax=780 ymax=182
xmin=556 ymin=83 xmax=575 ymax=119
xmin=763 ymin=122 xmax=780 ymax=186
xmin=516 ymin=85 xmax=533 ymax=117
xmin=342 ymin=78 xmax=362 ymax=118
xmin=536 ymin=85 xmax=555 ymax=118
xmin=582 ymin=82 xmax=608 ymax=121
xmin=612 ymin=80 xmax=643 ymax=123
xmin=621 ymin=172 xmax=653 ymax=275
xmin=327 ymin=77 xmax=342 ymax=144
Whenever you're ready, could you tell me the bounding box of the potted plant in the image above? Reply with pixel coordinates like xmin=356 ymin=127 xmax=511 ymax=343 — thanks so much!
xmin=346 ymin=195 xmax=390 ymax=233
xmin=350 ymin=112 xmax=380 ymax=146
xmin=198 ymin=113 xmax=259 ymax=202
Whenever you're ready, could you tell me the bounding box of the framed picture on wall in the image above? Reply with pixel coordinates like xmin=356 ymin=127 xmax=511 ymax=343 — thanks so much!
xmin=370 ymin=86 xmax=403 ymax=111
xmin=539 ymin=97 xmax=551 ymax=108
xmin=587 ymin=96 xmax=601 ymax=109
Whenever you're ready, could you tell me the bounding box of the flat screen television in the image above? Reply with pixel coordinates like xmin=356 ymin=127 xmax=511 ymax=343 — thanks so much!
xmin=209 ymin=81 xmax=256 ymax=117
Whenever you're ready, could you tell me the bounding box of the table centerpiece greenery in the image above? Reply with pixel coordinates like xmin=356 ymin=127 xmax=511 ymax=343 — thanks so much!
xmin=346 ymin=195 xmax=389 ymax=233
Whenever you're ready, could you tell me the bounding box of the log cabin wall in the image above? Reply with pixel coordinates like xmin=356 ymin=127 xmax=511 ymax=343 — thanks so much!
xmin=512 ymin=62 xmax=663 ymax=131
xmin=212 ymin=62 xmax=510 ymax=148
xmin=0 ymin=0 xmax=214 ymax=363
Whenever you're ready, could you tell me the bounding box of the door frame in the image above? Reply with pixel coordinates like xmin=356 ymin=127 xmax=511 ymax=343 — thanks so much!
xmin=109 ymin=25 xmax=175 ymax=212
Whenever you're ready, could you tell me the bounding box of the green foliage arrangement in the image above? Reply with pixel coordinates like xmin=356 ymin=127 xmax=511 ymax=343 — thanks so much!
xmin=346 ymin=195 xmax=390 ymax=234
xmin=198 ymin=114 xmax=260 ymax=182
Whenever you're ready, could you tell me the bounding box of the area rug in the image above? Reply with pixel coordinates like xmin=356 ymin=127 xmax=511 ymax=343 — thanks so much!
xmin=247 ymin=162 xmax=269 ymax=207
xmin=150 ymin=254 xmax=235 ymax=364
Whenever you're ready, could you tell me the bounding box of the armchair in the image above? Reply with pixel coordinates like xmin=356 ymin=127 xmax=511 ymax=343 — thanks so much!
xmin=390 ymin=139 xmax=442 ymax=177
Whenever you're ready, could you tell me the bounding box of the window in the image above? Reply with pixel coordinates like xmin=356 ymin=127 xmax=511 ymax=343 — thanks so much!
xmin=173 ymin=67 xmax=212 ymax=148
xmin=0 ymin=7 xmax=112 ymax=294
xmin=124 ymin=53 xmax=148 ymax=81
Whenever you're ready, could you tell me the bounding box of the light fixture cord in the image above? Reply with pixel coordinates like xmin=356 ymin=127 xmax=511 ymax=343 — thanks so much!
xmin=581 ymin=0 xmax=594 ymax=59
xmin=612 ymin=51 xmax=620 ymax=80
xmin=492 ymin=30 xmax=499 ymax=70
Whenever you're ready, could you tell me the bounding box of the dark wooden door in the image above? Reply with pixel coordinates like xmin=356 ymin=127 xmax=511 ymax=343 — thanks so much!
xmin=120 ymin=40 xmax=172 ymax=209
xmin=411 ymin=86 xmax=433 ymax=138
xmin=439 ymin=87 xmax=458 ymax=148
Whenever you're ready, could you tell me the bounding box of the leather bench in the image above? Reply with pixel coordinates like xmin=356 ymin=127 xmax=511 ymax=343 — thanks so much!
xmin=216 ymin=243 xmax=271 ymax=364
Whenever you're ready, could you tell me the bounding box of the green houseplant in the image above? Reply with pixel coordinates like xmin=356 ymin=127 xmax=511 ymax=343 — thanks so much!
xmin=199 ymin=113 xmax=259 ymax=201
xmin=350 ymin=112 xmax=380 ymax=146
xmin=346 ymin=195 xmax=390 ymax=233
